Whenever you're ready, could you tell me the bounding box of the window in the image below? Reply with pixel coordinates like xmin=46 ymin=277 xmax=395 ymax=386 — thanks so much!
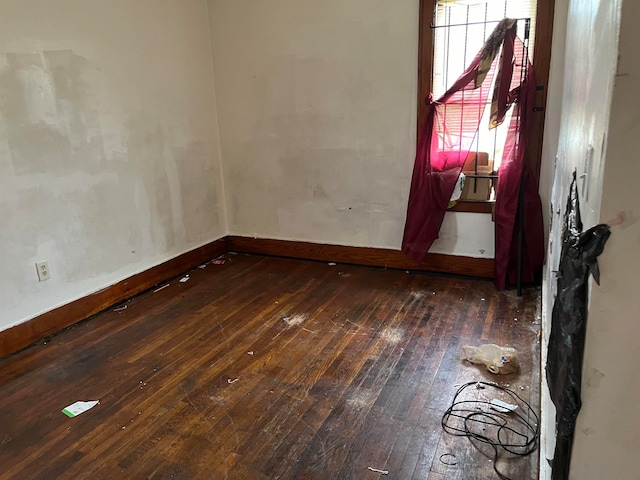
xmin=417 ymin=0 xmax=555 ymax=212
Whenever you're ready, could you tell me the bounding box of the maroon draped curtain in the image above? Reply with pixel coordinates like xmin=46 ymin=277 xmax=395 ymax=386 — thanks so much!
xmin=493 ymin=37 xmax=544 ymax=289
xmin=401 ymin=19 xmax=544 ymax=289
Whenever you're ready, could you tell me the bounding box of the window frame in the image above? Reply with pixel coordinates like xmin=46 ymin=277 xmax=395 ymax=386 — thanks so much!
xmin=417 ymin=0 xmax=556 ymax=213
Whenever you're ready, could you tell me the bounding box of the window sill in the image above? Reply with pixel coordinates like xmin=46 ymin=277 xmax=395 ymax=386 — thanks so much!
xmin=447 ymin=200 xmax=494 ymax=214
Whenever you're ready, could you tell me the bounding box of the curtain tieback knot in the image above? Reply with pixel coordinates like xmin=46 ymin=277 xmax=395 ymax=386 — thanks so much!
xmin=427 ymin=93 xmax=438 ymax=106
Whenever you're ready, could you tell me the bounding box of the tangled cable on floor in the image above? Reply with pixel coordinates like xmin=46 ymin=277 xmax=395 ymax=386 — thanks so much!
xmin=441 ymin=381 xmax=539 ymax=480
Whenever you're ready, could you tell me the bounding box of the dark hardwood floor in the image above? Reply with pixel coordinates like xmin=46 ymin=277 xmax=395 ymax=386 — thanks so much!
xmin=0 ymin=254 xmax=541 ymax=479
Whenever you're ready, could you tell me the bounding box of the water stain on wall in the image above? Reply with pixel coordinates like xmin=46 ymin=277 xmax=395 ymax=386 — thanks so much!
xmin=0 ymin=51 xmax=106 ymax=175
xmin=125 ymin=120 xmax=178 ymax=252
xmin=0 ymin=49 xmax=221 ymax=283
xmin=174 ymin=141 xmax=220 ymax=243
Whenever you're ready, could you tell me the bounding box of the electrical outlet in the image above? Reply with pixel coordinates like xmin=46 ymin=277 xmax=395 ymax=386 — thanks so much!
xmin=36 ymin=261 xmax=50 ymax=282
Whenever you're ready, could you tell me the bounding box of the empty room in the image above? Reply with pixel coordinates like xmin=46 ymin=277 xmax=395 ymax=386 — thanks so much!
xmin=0 ymin=1 xmax=638 ymax=479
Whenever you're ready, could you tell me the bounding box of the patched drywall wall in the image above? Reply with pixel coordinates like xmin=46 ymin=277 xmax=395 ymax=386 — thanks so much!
xmin=0 ymin=0 xmax=226 ymax=330
xmin=207 ymin=0 xmax=495 ymax=257
xmin=539 ymin=0 xmax=627 ymax=478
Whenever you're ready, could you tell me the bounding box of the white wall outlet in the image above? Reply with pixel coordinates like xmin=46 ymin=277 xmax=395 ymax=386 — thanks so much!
xmin=35 ymin=261 xmax=50 ymax=282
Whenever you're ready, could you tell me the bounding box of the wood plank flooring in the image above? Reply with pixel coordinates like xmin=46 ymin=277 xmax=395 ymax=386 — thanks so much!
xmin=0 ymin=254 xmax=541 ymax=479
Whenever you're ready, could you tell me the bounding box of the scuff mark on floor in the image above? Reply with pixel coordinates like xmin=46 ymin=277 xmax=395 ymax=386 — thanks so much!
xmin=380 ymin=327 xmax=404 ymax=345
xmin=283 ymin=313 xmax=308 ymax=327
xmin=272 ymin=313 xmax=311 ymax=340
xmin=346 ymin=390 xmax=375 ymax=410
xmin=207 ymin=395 xmax=227 ymax=406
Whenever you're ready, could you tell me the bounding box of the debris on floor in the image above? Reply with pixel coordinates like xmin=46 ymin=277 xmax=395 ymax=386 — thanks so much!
xmin=442 ymin=382 xmax=538 ymax=480
xmin=113 ymin=305 xmax=127 ymax=312
xmin=179 ymin=275 xmax=190 ymax=283
xmin=439 ymin=453 xmax=457 ymax=465
xmin=227 ymin=378 xmax=239 ymax=384
xmin=211 ymin=259 xmax=226 ymax=265
xmin=153 ymin=284 xmax=170 ymax=293
xmin=367 ymin=466 xmax=389 ymax=475
xmin=247 ymin=351 xmax=254 ymax=355
xmin=490 ymin=399 xmax=518 ymax=413
xmin=283 ymin=313 xmax=308 ymax=327
xmin=328 ymin=262 xmax=337 ymax=266
xmin=62 ymin=400 xmax=99 ymax=418
xmin=379 ymin=326 xmax=403 ymax=345
xmin=198 ymin=264 xmax=207 ymax=269
xmin=273 ymin=314 xmax=309 ymax=340
xmin=462 ymin=344 xmax=520 ymax=374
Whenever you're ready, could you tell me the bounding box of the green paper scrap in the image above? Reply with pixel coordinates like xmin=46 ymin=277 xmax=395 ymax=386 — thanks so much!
xmin=62 ymin=400 xmax=99 ymax=418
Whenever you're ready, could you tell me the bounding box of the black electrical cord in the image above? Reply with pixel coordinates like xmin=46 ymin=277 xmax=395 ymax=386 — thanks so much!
xmin=441 ymin=381 xmax=539 ymax=480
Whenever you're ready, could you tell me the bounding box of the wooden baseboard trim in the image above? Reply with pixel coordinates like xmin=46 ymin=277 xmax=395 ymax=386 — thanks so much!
xmin=227 ymin=236 xmax=494 ymax=279
xmin=2 ymin=235 xmax=493 ymax=359
xmin=0 ymin=238 xmax=228 ymax=359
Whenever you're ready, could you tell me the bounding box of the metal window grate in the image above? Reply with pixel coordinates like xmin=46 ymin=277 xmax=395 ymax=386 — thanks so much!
xmin=432 ymin=0 xmax=536 ymax=198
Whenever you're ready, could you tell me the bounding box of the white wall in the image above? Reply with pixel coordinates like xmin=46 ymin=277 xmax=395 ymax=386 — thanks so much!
xmin=538 ymin=0 xmax=569 ymax=475
xmin=570 ymin=0 xmax=640 ymax=477
xmin=207 ymin=0 xmax=494 ymax=257
xmin=0 ymin=0 xmax=503 ymax=338
xmin=0 ymin=0 xmax=227 ymax=331
xmin=539 ymin=0 xmax=633 ymax=478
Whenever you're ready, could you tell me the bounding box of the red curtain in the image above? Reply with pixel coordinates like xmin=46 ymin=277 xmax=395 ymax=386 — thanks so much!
xmin=493 ymin=38 xmax=544 ymax=289
xmin=401 ymin=19 xmax=544 ymax=289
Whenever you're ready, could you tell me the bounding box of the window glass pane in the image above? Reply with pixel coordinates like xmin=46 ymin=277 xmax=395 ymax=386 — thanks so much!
xmin=432 ymin=0 xmax=536 ymax=171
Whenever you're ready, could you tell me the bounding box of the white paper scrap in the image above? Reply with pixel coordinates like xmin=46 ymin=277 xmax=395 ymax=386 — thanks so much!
xmin=367 ymin=466 xmax=389 ymax=474
xmin=490 ymin=399 xmax=518 ymax=413
xmin=62 ymin=400 xmax=99 ymax=418
xmin=179 ymin=275 xmax=190 ymax=283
